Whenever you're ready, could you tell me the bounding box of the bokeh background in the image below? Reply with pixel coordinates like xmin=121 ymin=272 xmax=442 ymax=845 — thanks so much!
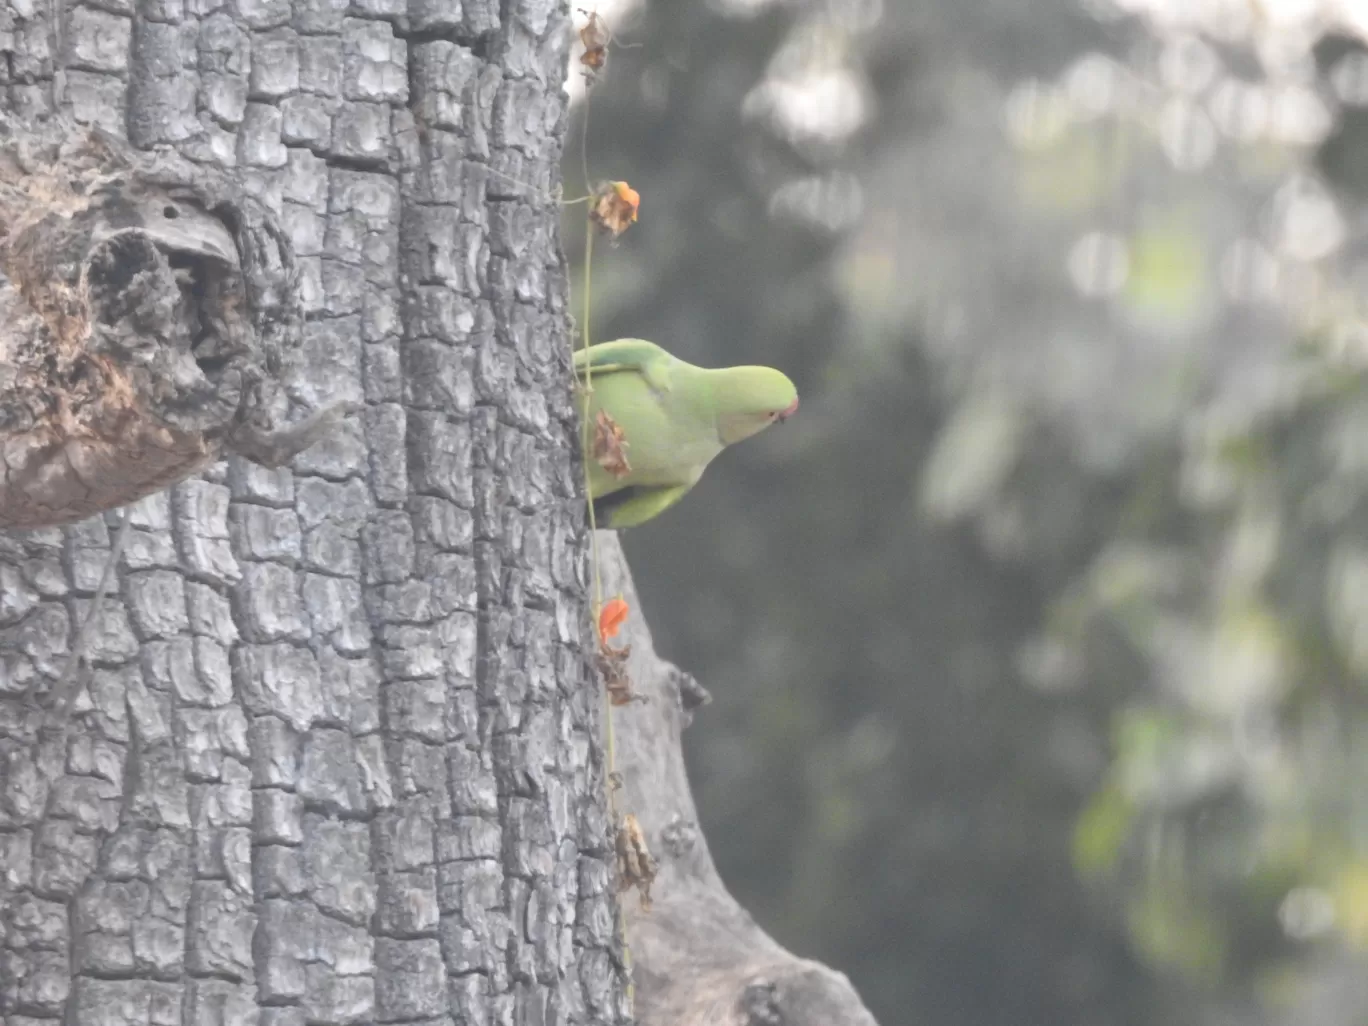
xmin=565 ymin=1 xmax=1368 ymax=1023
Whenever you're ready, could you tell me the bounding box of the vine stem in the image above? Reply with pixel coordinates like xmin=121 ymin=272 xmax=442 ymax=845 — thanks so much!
xmin=574 ymin=83 xmax=635 ymax=1014
xmin=583 ymin=222 xmax=611 ymax=801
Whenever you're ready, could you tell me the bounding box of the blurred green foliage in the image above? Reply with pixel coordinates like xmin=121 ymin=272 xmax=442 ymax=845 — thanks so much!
xmin=567 ymin=1 xmax=1368 ymax=1023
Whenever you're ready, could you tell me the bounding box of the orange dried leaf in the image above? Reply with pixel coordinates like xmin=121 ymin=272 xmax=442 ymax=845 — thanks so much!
xmin=594 ymin=591 xmax=641 ymax=705
xmin=611 ymin=181 xmax=639 ymax=215
xmin=592 ymin=409 xmax=632 ymax=478
xmin=598 ymin=597 xmax=629 ymax=644
xmin=589 ymin=180 xmax=640 ymax=238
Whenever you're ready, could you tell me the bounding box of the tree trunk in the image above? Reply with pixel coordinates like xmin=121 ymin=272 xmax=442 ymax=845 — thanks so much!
xmin=0 ymin=0 xmax=883 ymax=1022
xmin=0 ymin=1 xmax=630 ymax=1023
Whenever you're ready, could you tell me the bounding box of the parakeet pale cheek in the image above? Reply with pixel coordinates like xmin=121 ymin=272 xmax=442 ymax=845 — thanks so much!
xmin=717 ymin=410 xmax=781 ymax=445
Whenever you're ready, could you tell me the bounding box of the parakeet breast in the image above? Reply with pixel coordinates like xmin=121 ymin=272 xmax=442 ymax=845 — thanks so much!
xmin=585 ymin=371 xmax=721 ymax=496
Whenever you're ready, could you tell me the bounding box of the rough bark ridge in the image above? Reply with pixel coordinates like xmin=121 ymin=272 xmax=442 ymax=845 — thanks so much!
xmin=599 ymin=537 xmax=881 ymax=1026
xmin=1 ymin=0 xmax=627 ymax=1023
xmin=0 ymin=116 xmax=356 ymax=530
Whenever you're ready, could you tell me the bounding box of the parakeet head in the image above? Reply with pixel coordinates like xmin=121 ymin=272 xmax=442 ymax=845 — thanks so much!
xmin=712 ymin=365 xmax=800 ymax=445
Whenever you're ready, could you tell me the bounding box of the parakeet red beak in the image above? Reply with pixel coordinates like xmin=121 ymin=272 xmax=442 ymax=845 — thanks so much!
xmin=776 ymin=396 xmax=799 ymax=422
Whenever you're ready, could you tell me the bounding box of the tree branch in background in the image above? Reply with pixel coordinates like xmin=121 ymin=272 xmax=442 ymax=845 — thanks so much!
xmin=598 ymin=534 xmax=881 ymax=1026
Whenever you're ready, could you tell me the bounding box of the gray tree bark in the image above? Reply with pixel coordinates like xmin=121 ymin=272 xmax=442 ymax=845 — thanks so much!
xmin=0 ymin=0 xmax=884 ymax=1021
xmin=0 ymin=0 xmax=631 ymax=1023
xmin=0 ymin=119 xmax=360 ymax=530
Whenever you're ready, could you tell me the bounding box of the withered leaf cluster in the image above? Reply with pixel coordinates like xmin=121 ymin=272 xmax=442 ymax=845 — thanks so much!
xmin=592 ymin=409 xmax=632 ymax=478
xmin=596 ymin=598 xmax=643 ymax=707
xmin=578 ymin=10 xmax=611 ymax=77
xmin=596 ymin=643 xmax=639 ymax=707
xmin=589 ymin=181 xmax=640 ymax=239
xmin=615 ymin=813 xmax=658 ymax=910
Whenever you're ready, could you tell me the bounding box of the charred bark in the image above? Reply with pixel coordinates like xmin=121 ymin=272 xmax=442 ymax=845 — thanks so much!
xmin=0 ymin=0 xmax=627 ymax=1021
xmin=0 ymin=115 xmax=352 ymax=530
xmin=0 ymin=0 xmax=879 ymax=1020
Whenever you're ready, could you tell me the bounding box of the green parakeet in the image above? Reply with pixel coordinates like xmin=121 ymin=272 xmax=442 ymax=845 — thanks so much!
xmin=575 ymin=339 xmax=799 ymax=529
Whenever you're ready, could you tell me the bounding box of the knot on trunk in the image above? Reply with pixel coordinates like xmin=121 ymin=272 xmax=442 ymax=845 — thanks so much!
xmin=735 ymin=967 xmax=878 ymax=1026
xmin=0 ymin=115 xmax=349 ymax=530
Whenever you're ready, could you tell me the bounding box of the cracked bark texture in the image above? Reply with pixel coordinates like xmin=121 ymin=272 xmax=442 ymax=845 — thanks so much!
xmin=0 ymin=0 xmax=631 ymax=1023
xmin=599 ymin=537 xmax=880 ymax=1026
xmin=0 ymin=118 xmax=361 ymax=530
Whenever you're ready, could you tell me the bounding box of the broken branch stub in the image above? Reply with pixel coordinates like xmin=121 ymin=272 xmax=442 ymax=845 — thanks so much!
xmin=0 ymin=115 xmax=351 ymax=531
xmin=596 ymin=536 xmax=881 ymax=1026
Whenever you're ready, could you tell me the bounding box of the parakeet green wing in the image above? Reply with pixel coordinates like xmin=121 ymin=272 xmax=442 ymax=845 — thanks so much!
xmin=573 ymin=339 xmax=675 ymax=392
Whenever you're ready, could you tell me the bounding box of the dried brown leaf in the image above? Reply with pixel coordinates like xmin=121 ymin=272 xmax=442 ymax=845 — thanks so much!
xmin=616 ymin=813 xmax=658 ymax=910
xmin=596 ymin=642 xmax=643 ymax=707
xmin=578 ymin=10 xmax=611 ymax=76
xmin=592 ymin=408 xmax=632 ymax=478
